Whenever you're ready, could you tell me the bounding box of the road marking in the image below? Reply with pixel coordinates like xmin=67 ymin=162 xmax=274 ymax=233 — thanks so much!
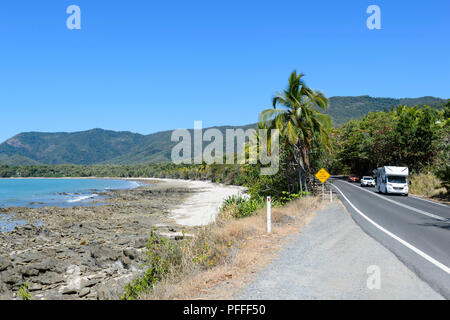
xmin=409 ymin=194 xmax=449 ymax=208
xmin=340 ymin=181 xmax=448 ymax=221
xmin=332 ymin=184 xmax=450 ymax=275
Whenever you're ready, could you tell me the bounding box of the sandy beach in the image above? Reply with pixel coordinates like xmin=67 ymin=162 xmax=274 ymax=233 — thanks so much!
xmin=128 ymin=178 xmax=246 ymax=226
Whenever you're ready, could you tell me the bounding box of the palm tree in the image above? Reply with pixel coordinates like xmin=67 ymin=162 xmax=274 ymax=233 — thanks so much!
xmin=259 ymin=71 xmax=331 ymax=192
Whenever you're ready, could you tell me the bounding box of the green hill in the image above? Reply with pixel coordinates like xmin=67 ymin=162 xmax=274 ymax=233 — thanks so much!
xmin=0 ymin=154 xmax=41 ymax=166
xmin=0 ymin=129 xmax=148 ymax=165
xmin=0 ymin=125 xmax=257 ymax=166
xmin=326 ymin=96 xmax=446 ymax=126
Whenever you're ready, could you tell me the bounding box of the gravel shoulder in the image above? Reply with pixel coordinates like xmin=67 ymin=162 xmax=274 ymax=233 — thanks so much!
xmin=237 ymin=200 xmax=443 ymax=300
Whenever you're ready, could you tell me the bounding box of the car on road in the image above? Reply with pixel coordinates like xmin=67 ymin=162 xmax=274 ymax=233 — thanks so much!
xmin=348 ymin=175 xmax=359 ymax=183
xmin=360 ymin=176 xmax=375 ymax=187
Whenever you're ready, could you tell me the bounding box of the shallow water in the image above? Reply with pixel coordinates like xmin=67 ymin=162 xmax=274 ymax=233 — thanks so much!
xmin=0 ymin=178 xmax=141 ymax=231
xmin=0 ymin=178 xmax=140 ymax=208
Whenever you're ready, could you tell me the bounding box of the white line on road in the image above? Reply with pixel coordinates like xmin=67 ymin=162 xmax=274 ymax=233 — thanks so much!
xmin=332 ymin=184 xmax=450 ymax=275
xmin=409 ymin=194 xmax=449 ymax=208
xmin=341 ymin=181 xmax=448 ymax=221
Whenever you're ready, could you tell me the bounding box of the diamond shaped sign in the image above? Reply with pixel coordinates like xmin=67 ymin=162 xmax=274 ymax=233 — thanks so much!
xmin=315 ymin=168 xmax=331 ymax=184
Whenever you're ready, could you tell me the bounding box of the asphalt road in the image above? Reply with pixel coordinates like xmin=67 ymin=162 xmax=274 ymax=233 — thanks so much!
xmin=332 ymin=179 xmax=450 ymax=298
xmin=238 ymin=201 xmax=442 ymax=299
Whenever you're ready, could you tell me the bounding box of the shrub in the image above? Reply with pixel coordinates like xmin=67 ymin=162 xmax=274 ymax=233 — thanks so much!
xmin=279 ymin=191 xmax=311 ymax=204
xmin=220 ymin=194 xmax=265 ymax=219
xmin=409 ymin=172 xmax=445 ymax=197
xmin=121 ymin=229 xmax=184 ymax=300
xmin=18 ymin=283 xmax=32 ymax=300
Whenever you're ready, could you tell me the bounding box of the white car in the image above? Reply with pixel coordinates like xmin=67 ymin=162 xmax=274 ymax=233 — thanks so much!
xmin=361 ymin=176 xmax=375 ymax=187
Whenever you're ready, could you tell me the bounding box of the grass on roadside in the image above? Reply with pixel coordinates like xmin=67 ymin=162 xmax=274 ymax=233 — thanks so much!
xmin=409 ymin=172 xmax=446 ymax=198
xmin=121 ymin=194 xmax=322 ymax=300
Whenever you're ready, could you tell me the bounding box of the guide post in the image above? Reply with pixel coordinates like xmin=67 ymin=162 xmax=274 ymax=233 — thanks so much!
xmin=322 ymin=183 xmax=324 ymax=201
xmin=267 ymin=196 xmax=271 ymax=234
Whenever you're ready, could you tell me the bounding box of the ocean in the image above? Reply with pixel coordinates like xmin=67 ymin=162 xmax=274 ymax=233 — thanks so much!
xmin=0 ymin=178 xmax=142 ymax=231
xmin=0 ymin=178 xmax=141 ymax=208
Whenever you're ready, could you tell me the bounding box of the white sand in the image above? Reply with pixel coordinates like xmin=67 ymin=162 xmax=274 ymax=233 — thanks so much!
xmin=147 ymin=178 xmax=247 ymax=227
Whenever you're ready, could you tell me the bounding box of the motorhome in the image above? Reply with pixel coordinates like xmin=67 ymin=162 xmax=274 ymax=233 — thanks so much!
xmin=374 ymin=166 xmax=409 ymax=196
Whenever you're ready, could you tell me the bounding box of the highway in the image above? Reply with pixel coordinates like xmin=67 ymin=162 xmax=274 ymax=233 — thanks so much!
xmin=331 ymin=179 xmax=450 ymax=298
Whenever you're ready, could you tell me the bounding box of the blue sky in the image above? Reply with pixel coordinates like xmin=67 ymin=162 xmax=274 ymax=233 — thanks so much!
xmin=0 ymin=0 xmax=449 ymax=142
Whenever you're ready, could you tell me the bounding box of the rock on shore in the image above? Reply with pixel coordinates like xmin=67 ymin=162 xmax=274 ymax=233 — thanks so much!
xmin=0 ymin=180 xmax=194 ymax=300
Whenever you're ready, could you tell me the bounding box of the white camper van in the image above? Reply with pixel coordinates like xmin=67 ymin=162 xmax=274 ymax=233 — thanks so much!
xmin=374 ymin=166 xmax=409 ymax=196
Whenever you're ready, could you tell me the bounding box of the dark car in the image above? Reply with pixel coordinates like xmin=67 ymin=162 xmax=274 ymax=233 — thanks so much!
xmin=348 ymin=175 xmax=359 ymax=183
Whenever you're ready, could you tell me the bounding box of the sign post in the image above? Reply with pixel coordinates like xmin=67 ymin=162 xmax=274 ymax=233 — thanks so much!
xmin=267 ymin=196 xmax=271 ymax=234
xmin=315 ymin=168 xmax=331 ymax=202
xmin=322 ymin=183 xmax=324 ymax=201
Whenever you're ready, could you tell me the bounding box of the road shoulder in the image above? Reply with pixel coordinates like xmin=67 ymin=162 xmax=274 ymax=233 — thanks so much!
xmin=236 ymin=200 xmax=443 ymax=300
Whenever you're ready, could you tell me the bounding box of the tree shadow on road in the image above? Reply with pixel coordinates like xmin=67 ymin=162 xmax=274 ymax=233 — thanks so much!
xmin=419 ymin=221 xmax=450 ymax=230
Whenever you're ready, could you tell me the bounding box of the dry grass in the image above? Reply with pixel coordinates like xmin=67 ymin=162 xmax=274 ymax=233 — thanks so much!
xmin=409 ymin=172 xmax=446 ymax=198
xmin=143 ymin=196 xmax=324 ymax=300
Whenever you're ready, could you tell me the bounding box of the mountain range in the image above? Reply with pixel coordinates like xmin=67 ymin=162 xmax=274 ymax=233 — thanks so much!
xmin=0 ymin=96 xmax=447 ymax=166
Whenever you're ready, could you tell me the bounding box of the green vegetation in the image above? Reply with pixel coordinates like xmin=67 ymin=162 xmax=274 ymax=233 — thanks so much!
xmin=326 ymin=96 xmax=446 ymax=126
xmin=260 ymin=71 xmax=331 ymax=193
xmin=435 ymin=103 xmax=450 ymax=194
xmin=331 ymin=102 xmax=450 ymax=197
xmin=17 ymin=282 xmax=32 ymax=300
xmin=122 ymin=229 xmax=185 ymax=300
xmin=0 ymin=163 xmax=244 ymax=182
xmin=121 ymin=214 xmax=239 ymax=300
xmin=220 ymin=194 xmax=266 ymax=219
xmin=0 ymin=125 xmax=256 ymax=166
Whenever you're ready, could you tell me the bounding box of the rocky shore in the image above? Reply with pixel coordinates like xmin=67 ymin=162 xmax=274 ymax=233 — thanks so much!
xmin=0 ymin=179 xmax=196 ymax=300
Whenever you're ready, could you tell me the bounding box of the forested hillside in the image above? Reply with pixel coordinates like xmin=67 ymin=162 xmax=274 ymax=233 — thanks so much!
xmin=326 ymin=96 xmax=446 ymax=126
xmin=0 ymin=125 xmax=256 ymax=166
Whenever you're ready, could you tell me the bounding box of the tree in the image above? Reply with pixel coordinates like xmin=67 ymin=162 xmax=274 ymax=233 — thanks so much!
xmin=334 ymin=105 xmax=442 ymax=176
xmin=436 ymin=104 xmax=450 ymax=195
xmin=259 ymin=71 xmax=331 ymax=191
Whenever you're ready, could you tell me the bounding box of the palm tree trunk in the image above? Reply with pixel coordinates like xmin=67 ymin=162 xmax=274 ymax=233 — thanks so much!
xmin=298 ymin=167 xmax=303 ymax=194
xmin=300 ymin=147 xmax=310 ymax=195
xmin=303 ymin=171 xmax=308 ymax=194
xmin=294 ymin=146 xmax=304 ymax=194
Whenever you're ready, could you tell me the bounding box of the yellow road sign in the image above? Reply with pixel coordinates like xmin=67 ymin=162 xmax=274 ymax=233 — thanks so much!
xmin=315 ymin=168 xmax=331 ymax=184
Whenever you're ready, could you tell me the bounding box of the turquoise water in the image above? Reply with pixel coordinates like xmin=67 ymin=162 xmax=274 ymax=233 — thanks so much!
xmin=0 ymin=178 xmax=141 ymax=208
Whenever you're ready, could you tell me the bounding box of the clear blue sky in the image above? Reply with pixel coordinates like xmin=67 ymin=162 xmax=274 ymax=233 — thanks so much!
xmin=0 ymin=0 xmax=449 ymax=143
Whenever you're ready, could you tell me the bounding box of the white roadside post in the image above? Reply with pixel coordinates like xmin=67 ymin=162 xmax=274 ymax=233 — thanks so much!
xmin=330 ymin=186 xmax=333 ymax=202
xmin=322 ymin=183 xmax=324 ymax=201
xmin=267 ymin=196 xmax=271 ymax=234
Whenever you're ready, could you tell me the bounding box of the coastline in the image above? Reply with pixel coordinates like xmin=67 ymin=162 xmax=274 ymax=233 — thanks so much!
xmin=0 ymin=178 xmax=245 ymax=300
